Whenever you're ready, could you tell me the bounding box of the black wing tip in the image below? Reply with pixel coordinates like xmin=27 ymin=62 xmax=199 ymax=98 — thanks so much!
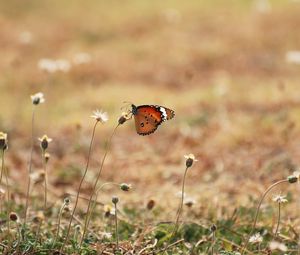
xmin=137 ymin=126 xmax=159 ymax=136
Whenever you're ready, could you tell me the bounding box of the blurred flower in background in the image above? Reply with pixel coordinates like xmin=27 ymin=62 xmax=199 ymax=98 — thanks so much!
xmin=18 ymin=31 xmax=33 ymax=45
xmin=72 ymin=52 xmax=92 ymax=65
xmin=38 ymin=58 xmax=71 ymax=73
xmin=285 ymin=50 xmax=300 ymax=64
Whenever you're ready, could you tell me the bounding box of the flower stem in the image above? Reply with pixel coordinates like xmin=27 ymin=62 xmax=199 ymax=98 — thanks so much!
xmin=42 ymin=150 xmax=47 ymax=210
xmin=274 ymin=203 xmax=281 ymax=237
xmin=2 ymin=150 xmax=11 ymax=241
xmin=60 ymin=121 xmax=98 ymax=252
xmin=83 ymin=182 xmax=119 ymax=240
xmin=24 ymin=106 xmax=36 ymax=223
xmin=80 ymin=124 xmax=119 ymax=246
xmin=211 ymin=231 xmax=216 ymax=255
xmin=0 ymin=150 xmax=4 ymax=185
xmin=0 ymin=150 xmax=4 ymax=215
xmin=172 ymin=166 xmax=189 ymax=238
xmin=114 ymin=202 xmax=119 ymax=251
xmin=52 ymin=202 xmax=67 ymax=249
xmin=241 ymin=179 xmax=288 ymax=254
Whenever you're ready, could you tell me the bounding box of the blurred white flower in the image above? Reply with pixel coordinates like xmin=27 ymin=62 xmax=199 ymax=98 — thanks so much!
xmin=73 ymin=52 xmax=91 ymax=65
xmin=285 ymin=51 xmax=300 ymax=64
xmin=18 ymin=31 xmax=33 ymax=44
xmin=55 ymin=59 xmax=71 ymax=72
xmin=269 ymin=241 xmax=287 ymax=251
xmin=38 ymin=58 xmax=58 ymax=73
xmin=293 ymin=170 xmax=300 ymax=183
xmin=175 ymin=191 xmax=186 ymax=198
xmin=184 ymin=154 xmax=198 ymax=161
xmin=254 ymin=0 xmax=271 ymax=13
xmin=249 ymin=233 xmax=263 ymax=244
xmin=91 ymin=110 xmax=108 ymax=123
xmin=184 ymin=153 xmax=198 ymax=168
xmin=31 ymin=92 xmax=45 ymax=105
xmin=100 ymin=232 xmax=112 ymax=239
xmin=272 ymin=194 xmax=288 ymax=204
xmin=163 ymin=9 xmax=181 ymax=23
xmin=38 ymin=58 xmax=71 ymax=73
xmin=0 ymin=188 xmax=6 ymax=199
xmin=184 ymin=196 xmax=196 ymax=207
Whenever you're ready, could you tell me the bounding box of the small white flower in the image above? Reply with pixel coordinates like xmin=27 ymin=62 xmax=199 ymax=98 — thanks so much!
xmin=55 ymin=59 xmax=71 ymax=72
xmin=285 ymin=51 xmax=300 ymax=64
xmin=31 ymin=92 xmax=45 ymax=105
xmin=91 ymin=110 xmax=108 ymax=123
xmin=38 ymin=135 xmax=53 ymax=150
xmin=184 ymin=197 xmax=196 ymax=207
xmin=272 ymin=194 xmax=288 ymax=204
xmin=249 ymin=233 xmax=263 ymax=244
xmin=269 ymin=241 xmax=287 ymax=251
xmin=163 ymin=9 xmax=181 ymax=23
xmin=254 ymin=0 xmax=272 ymax=14
xmin=101 ymin=232 xmax=112 ymax=239
xmin=38 ymin=58 xmax=71 ymax=73
xmin=38 ymin=58 xmax=58 ymax=73
xmin=175 ymin=191 xmax=186 ymax=198
xmin=184 ymin=154 xmax=198 ymax=161
xmin=18 ymin=31 xmax=33 ymax=44
xmin=0 ymin=188 xmax=6 ymax=198
xmin=73 ymin=52 xmax=91 ymax=65
xmin=293 ymin=170 xmax=300 ymax=182
xmin=184 ymin=153 xmax=198 ymax=167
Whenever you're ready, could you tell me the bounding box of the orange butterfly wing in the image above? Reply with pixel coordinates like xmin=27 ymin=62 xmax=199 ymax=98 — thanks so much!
xmin=133 ymin=105 xmax=175 ymax=135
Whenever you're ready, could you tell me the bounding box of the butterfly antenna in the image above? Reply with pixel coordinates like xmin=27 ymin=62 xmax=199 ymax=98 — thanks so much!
xmin=121 ymin=101 xmax=133 ymax=111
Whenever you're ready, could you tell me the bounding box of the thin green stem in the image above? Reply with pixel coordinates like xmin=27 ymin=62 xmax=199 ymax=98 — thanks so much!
xmin=172 ymin=166 xmax=189 ymax=237
xmin=16 ymin=223 xmax=21 ymax=252
xmin=24 ymin=106 xmax=36 ymax=223
xmin=42 ymin=150 xmax=47 ymax=210
xmin=34 ymin=221 xmax=42 ymax=246
xmin=2 ymin=150 xmax=11 ymax=242
xmin=241 ymin=179 xmax=288 ymax=254
xmin=114 ymin=203 xmax=119 ymax=251
xmin=83 ymin=182 xmax=119 ymax=240
xmin=52 ymin=202 xmax=67 ymax=249
xmin=274 ymin=203 xmax=281 ymax=237
xmin=0 ymin=150 xmax=4 ymax=215
xmin=211 ymin=231 xmax=216 ymax=255
xmin=80 ymin=124 xmax=119 ymax=246
xmin=60 ymin=121 xmax=98 ymax=252
xmin=0 ymin=150 xmax=4 ymax=185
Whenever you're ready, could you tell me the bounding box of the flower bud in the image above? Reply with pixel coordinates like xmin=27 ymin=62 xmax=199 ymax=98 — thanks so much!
xmin=9 ymin=212 xmax=19 ymax=222
xmin=118 ymin=116 xmax=127 ymax=125
xmin=74 ymin=224 xmax=82 ymax=232
xmin=38 ymin=135 xmax=52 ymax=150
xmin=31 ymin=92 xmax=45 ymax=105
xmin=32 ymin=211 xmax=45 ymax=223
xmin=118 ymin=112 xmax=131 ymax=125
xmin=287 ymin=175 xmax=298 ymax=183
xmin=44 ymin=152 xmax=51 ymax=163
xmin=64 ymin=197 xmax=71 ymax=205
xmin=0 ymin=132 xmax=8 ymax=151
xmin=112 ymin=196 xmax=119 ymax=204
xmin=146 ymin=199 xmax=155 ymax=210
xmin=184 ymin=154 xmax=198 ymax=168
xmin=210 ymin=224 xmax=217 ymax=232
xmin=120 ymin=183 xmax=131 ymax=192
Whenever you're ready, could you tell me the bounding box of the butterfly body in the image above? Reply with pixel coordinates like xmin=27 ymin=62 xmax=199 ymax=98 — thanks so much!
xmin=131 ymin=104 xmax=175 ymax=135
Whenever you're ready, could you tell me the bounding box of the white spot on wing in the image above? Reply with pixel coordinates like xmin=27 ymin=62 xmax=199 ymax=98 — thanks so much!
xmin=159 ymin=107 xmax=167 ymax=121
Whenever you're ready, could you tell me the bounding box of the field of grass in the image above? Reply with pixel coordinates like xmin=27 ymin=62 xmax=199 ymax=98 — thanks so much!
xmin=0 ymin=0 xmax=300 ymax=254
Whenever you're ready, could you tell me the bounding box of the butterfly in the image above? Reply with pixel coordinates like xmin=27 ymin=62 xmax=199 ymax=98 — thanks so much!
xmin=131 ymin=104 xmax=175 ymax=135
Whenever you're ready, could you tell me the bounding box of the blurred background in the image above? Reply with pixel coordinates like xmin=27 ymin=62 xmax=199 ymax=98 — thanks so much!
xmin=0 ymin=0 xmax=300 ymax=219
